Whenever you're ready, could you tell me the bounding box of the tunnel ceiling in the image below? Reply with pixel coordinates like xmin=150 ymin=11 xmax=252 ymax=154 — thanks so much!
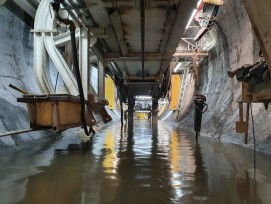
xmin=6 ymin=0 xmax=198 ymax=96
xmin=84 ymin=0 xmax=197 ymax=95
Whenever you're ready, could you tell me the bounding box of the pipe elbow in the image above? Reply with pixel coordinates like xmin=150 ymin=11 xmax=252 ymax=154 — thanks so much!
xmin=53 ymin=11 xmax=75 ymax=32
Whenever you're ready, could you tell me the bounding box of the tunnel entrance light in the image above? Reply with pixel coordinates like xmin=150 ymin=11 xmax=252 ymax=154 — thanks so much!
xmin=136 ymin=96 xmax=152 ymax=100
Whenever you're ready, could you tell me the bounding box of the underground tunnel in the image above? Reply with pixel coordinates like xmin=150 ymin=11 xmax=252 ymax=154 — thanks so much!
xmin=0 ymin=0 xmax=271 ymax=203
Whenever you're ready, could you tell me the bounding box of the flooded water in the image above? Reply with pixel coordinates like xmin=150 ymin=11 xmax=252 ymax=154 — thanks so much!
xmin=0 ymin=121 xmax=271 ymax=204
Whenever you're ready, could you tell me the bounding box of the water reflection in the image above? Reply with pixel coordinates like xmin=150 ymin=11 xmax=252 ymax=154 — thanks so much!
xmin=0 ymin=121 xmax=271 ymax=203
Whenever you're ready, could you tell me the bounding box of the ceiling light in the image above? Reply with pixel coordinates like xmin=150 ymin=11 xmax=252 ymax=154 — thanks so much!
xmin=185 ymin=9 xmax=197 ymax=30
xmin=173 ymin=63 xmax=182 ymax=72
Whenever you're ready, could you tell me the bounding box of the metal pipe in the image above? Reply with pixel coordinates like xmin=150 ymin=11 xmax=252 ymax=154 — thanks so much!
xmin=140 ymin=0 xmax=145 ymax=79
xmin=74 ymin=0 xmax=96 ymax=25
xmin=9 ymin=84 xmax=29 ymax=95
xmin=61 ymin=0 xmax=82 ymax=26
xmin=111 ymin=62 xmax=123 ymax=79
xmin=0 ymin=128 xmax=34 ymax=137
xmin=66 ymin=0 xmax=110 ymax=53
xmin=51 ymin=0 xmax=90 ymax=136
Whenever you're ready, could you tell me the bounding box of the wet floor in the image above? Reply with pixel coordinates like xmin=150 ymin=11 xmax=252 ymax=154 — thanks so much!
xmin=0 ymin=121 xmax=271 ymax=204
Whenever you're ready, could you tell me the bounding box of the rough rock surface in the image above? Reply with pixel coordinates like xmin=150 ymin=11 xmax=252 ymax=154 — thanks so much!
xmin=179 ymin=0 xmax=271 ymax=153
xmin=0 ymin=6 xmax=58 ymax=154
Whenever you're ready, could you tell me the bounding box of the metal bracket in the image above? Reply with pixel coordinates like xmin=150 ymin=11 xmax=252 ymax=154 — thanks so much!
xmin=89 ymin=27 xmax=110 ymax=38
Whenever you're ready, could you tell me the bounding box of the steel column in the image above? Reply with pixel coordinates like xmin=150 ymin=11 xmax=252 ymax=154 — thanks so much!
xmin=98 ymin=59 xmax=105 ymax=98
xmin=79 ymin=28 xmax=90 ymax=99
xmin=128 ymin=98 xmax=135 ymax=133
xmin=152 ymin=98 xmax=159 ymax=132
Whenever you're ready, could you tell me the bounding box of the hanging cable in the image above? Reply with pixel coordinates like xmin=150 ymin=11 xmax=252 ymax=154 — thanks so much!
xmin=54 ymin=72 xmax=59 ymax=93
xmin=51 ymin=0 xmax=91 ymax=136
xmin=250 ymin=102 xmax=256 ymax=173
xmin=250 ymin=101 xmax=257 ymax=203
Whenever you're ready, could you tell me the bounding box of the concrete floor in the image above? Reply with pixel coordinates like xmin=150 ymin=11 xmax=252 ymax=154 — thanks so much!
xmin=0 ymin=120 xmax=271 ymax=204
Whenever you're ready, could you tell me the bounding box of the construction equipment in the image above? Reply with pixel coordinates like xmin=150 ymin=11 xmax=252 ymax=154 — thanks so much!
xmin=17 ymin=94 xmax=111 ymax=132
xmin=229 ymin=53 xmax=270 ymax=143
xmin=194 ymin=0 xmax=223 ymax=42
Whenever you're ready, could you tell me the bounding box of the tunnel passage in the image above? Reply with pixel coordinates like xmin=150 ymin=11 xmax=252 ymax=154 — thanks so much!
xmin=0 ymin=0 xmax=271 ymax=203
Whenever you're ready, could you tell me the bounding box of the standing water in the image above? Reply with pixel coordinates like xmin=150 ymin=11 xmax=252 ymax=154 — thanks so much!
xmin=0 ymin=121 xmax=271 ymax=204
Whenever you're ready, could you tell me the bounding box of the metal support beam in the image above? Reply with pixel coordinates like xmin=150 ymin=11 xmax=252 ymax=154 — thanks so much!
xmin=173 ymin=52 xmax=209 ymax=57
xmin=79 ymin=28 xmax=90 ymax=99
xmin=98 ymin=59 xmax=105 ymax=98
xmin=152 ymin=98 xmax=159 ymax=132
xmin=54 ymin=29 xmax=80 ymax=47
xmin=110 ymin=10 xmax=128 ymax=56
xmin=128 ymin=98 xmax=135 ymax=133
xmin=104 ymin=51 xmax=209 ymax=61
xmin=140 ymin=0 xmax=145 ymax=79
xmin=89 ymin=27 xmax=110 ymax=38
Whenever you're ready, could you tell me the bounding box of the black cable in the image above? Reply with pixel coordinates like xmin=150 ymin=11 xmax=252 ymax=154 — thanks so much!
xmin=250 ymin=102 xmax=257 ymax=203
xmin=54 ymin=72 xmax=59 ymax=93
xmin=250 ymin=102 xmax=256 ymax=175
xmin=51 ymin=0 xmax=90 ymax=136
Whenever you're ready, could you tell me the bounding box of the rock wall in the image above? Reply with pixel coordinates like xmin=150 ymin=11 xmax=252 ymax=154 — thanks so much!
xmin=179 ymin=0 xmax=271 ymax=153
xmin=0 ymin=6 xmax=58 ymax=154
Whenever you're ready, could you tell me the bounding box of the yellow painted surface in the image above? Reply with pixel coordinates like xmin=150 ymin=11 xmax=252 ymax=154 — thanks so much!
xmin=170 ymin=74 xmax=182 ymax=110
xmin=171 ymin=130 xmax=180 ymax=173
xmin=102 ymin=131 xmax=115 ymax=174
xmin=135 ymin=111 xmax=149 ymax=120
xmin=105 ymin=76 xmax=115 ymax=109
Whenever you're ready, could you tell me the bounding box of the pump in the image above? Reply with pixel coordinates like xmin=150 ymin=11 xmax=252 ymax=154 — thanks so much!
xmin=194 ymin=95 xmax=208 ymax=141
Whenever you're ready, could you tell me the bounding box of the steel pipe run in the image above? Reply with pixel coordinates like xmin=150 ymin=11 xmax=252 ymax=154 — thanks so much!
xmin=140 ymin=0 xmax=145 ymax=79
xmin=51 ymin=0 xmax=91 ymax=136
xmin=59 ymin=0 xmax=82 ymax=26
xmin=110 ymin=62 xmax=123 ymax=80
xmin=66 ymin=0 xmax=110 ymax=53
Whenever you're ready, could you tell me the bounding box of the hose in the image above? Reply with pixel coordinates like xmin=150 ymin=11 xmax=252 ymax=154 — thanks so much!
xmin=51 ymin=0 xmax=90 ymax=136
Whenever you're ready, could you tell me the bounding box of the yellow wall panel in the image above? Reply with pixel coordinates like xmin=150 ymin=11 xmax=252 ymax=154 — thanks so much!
xmin=170 ymin=74 xmax=182 ymax=110
xmin=105 ymin=76 xmax=115 ymax=109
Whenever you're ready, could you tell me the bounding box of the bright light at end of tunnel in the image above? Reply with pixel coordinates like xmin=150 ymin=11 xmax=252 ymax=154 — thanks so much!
xmin=136 ymin=96 xmax=152 ymax=100
xmin=185 ymin=9 xmax=197 ymax=30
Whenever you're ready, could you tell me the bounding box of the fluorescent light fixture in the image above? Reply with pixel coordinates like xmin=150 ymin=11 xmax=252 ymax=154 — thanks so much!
xmin=173 ymin=63 xmax=182 ymax=72
xmin=137 ymin=96 xmax=152 ymax=100
xmin=197 ymin=0 xmax=202 ymax=9
xmin=185 ymin=9 xmax=197 ymax=30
